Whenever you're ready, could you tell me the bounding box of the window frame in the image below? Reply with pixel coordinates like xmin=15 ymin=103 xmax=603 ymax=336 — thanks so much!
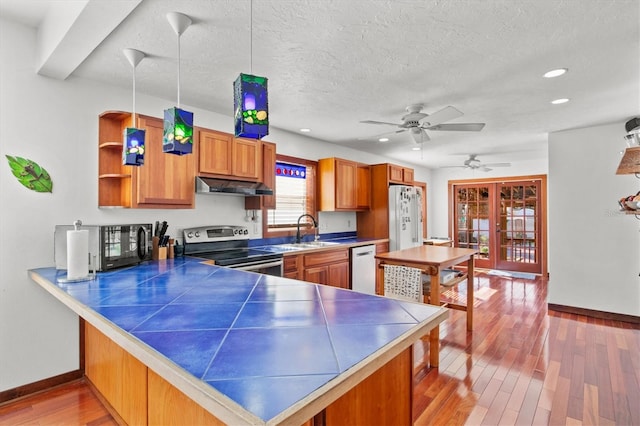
xmin=261 ymin=154 xmax=318 ymax=239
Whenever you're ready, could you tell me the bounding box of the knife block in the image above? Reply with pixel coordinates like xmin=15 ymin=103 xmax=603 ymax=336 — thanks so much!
xmin=152 ymin=237 xmax=167 ymax=260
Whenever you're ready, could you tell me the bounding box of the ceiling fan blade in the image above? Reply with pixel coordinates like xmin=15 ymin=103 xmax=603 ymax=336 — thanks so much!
xmin=480 ymin=167 xmax=493 ymax=172
xmin=360 ymin=120 xmax=402 ymax=126
xmin=421 ymin=106 xmax=463 ymax=126
xmin=439 ymin=165 xmax=467 ymax=169
xmin=357 ymin=129 xmax=407 ymax=141
xmin=482 ymin=162 xmax=511 ymax=167
xmin=427 ymin=123 xmax=486 ymax=132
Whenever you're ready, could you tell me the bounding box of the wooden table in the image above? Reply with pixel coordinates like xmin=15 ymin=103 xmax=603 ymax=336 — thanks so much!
xmin=375 ymin=245 xmax=478 ymax=367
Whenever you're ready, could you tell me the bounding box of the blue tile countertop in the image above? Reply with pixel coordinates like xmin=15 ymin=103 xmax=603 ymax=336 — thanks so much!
xmin=29 ymin=258 xmax=446 ymax=425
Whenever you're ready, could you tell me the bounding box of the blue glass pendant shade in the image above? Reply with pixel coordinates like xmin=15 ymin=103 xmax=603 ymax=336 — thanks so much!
xmin=123 ymin=127 xmax=146 ymax=166
xmin=163 ymin=107 xmax=194 ymax=155
xmin=234 ymin=73 xmax=269 ymax=139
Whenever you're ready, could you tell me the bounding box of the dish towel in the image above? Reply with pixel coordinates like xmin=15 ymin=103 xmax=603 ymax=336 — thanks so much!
xmin=383 ymin=265 xmax=422 ymax=302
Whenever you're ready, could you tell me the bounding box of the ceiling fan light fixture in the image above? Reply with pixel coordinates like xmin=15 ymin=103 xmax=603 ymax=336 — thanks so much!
xmin=551 ymin=98 xmax=570 ymax=105
xmin=543 ymin=68 xmax=568 ymax=78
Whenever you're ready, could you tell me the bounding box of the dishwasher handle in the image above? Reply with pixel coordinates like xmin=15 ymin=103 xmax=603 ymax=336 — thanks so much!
xmin=355 ymin=250 xmax=374 ymax=256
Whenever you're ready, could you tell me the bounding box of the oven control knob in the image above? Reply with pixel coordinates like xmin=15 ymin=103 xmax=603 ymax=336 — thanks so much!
xmin=194 ymin=231 xmax=200 ymax=238
xmin=233 ymin=229 xmax=238 ymax=235
xmin=243 ymin=229 xmax=248 ymax=234
xmin=187 ymin=232 xmax=193 ymax=238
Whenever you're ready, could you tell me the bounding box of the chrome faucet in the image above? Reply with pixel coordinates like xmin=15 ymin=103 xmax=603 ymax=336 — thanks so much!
xmin=295 ymin=214 xmax=318 ymax=243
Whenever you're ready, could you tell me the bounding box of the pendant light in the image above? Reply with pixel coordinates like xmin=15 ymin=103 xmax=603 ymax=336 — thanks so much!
xmin=163 ymin=12 xmax=194 ymax=155
xmin=122 ymin=48 xmax=145 ymax=166
xmin=234 ymin=0 xmax=269 ymax=139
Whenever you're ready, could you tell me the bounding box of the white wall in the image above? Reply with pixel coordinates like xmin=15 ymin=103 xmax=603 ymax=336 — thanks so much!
xmin=0 ymin=18 xmax=426 ymax=391
xmin=548 ymin=123 xmax=640 ymax=317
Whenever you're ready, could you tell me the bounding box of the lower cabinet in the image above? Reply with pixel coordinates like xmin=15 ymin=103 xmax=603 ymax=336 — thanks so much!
xmin=283 ymin=248 xmax=350 ymax=288
xmin=303 ymin=248 xmax=349 ymax=289
xmin=283 ymin=254 xmax=302 ymax=280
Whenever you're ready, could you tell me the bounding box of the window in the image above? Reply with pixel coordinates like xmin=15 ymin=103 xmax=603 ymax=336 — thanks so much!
xmin=264 ymin=155 xmax=317 ymax=237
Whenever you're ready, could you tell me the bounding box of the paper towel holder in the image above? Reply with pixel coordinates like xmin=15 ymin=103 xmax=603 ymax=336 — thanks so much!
xmin=57 ymin=219 xmax=96 ymax=284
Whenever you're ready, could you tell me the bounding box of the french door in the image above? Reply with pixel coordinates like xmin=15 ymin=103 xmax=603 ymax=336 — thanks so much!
xmin=450 ymin=176 xmax=546 ymax=275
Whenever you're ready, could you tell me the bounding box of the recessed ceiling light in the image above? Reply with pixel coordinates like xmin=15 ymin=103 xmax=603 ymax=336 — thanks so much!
xmin=300 ymin=128 xmax=311 ymax=133
xmin=378 ymin=137 xmax=389 ymax=142
xmin=412 ymin=147 xmax=421 ymax=151
xmin=551 ymin=98 xmax=570 ymax=104
xmin=544 ymin=68 xmax=568 ymax=78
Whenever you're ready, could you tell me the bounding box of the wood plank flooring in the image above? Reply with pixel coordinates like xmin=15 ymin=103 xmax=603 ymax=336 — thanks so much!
xmin=412 ymin=272 xmax=640 ymax=425
xmin=0 ymin=272 xmax=638 ymax=425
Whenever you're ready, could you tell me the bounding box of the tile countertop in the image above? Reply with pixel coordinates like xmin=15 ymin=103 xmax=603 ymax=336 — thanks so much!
xmin=29 ymin=257 xmax=446 ymax=425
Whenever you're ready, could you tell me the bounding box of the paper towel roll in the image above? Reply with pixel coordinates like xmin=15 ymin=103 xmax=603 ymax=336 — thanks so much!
xmin=67 ymin=229 xmax=89 ymax=280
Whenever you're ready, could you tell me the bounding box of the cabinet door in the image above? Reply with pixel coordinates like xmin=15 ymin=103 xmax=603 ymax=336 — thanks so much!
xmin=133 ymin=117 xmax=195 ymax=208
xmin=388 ymin=164 xmax=404 ymax=183
xmin=356 ymin=164 xmax=370 ymax=209
xmin=335 ymin=159 xmax=357 ymax=209
xmin=198 ymin=130 xmax=233 ymax=176
xmin=304 ymin=265 xmax=328 ymax=284
xmin=329 ymin=261 xmax=350 ymax=289
xmin=232 ymin=138 xmax=261 ymax=180
xmin=403 ymin=168 xmax=414 ymax=183
xmin=244 ymin=141 xmax=276 ymax=210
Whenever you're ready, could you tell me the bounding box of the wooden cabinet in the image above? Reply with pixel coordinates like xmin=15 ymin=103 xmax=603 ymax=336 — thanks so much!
xmin=245 ymin=141 xmax=276 ymax=210
xmin=302 ymin=248 xmax=350 ymax=289
xmin=283 ymin=254 xmax=302 ymax=280
xmin=388 ymin=163 xmax=414 ymax=184
xmin=133 ymin=116 xmax=195 ymax=208
xmin=356 ymin=164 xmax=371 ymax=210
xmin=375 ymin=241 xmax=389 ymax=255
xmin=98 ymin=111 xmax=195 ymax=209
xmin=197 ymin=129 xmax=262 ymax=181
xmin=356 ymin=163 xmax=421 ymax=239
xmin=318 ymin=157 xmax=370 ymax=211
xmin=98 ymin=111 xmax=133 ymax=207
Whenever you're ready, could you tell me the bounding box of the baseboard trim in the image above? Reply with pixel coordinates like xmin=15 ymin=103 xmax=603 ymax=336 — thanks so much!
xmin=548 ymin=303 xmax=640 ymax=325
xmin=0 ymin=369 xmax=83 ymax=405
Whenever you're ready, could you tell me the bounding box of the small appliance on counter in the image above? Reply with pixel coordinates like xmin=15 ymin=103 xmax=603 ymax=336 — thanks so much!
xmin=55 ymin=223 xmax=152 ymax=272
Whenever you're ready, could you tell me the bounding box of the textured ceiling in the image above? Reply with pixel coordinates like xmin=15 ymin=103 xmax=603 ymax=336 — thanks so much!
xmin=1 ymin=0 xmax=638 ymax=169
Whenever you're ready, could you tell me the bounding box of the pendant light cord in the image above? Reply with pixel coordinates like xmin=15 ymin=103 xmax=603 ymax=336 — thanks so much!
xmin=132 ymin=66 xmax=137 ymax=127
xmin=250 ymin=0 xmax=253 ymax=74
xmin=177 ymin=33 xmax=181 ymax=108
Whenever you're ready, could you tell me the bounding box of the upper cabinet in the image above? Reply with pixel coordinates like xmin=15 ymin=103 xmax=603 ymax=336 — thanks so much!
xmin=245 ymin=141 xmax=276 ymax=210
xmin=388 ymin=163 xmax=414 ymax=184
xmin=318 ymin=158 xmax=370 ymax=211
xmin=133 ymin=116 xmax=195 ymax=208
xmin=98 ymin=111 xmax=195 ymax=209
xmin=197 ymin=129 xmax=262 ymax=181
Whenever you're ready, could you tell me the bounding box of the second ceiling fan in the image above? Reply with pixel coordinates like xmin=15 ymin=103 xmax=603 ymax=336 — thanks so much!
xmin=360 ymin=104 xmax=485 ymax=144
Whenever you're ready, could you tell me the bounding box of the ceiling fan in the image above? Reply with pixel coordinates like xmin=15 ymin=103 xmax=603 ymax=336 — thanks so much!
xmin=441 ymin=154 xmax=511 ymax=172
xmin=360 ymin=104 xmax=485 ymax=144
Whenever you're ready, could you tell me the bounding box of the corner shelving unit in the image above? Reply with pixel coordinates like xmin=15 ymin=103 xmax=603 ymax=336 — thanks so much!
xmin=98 ymin=111 xmax=134 ymax=208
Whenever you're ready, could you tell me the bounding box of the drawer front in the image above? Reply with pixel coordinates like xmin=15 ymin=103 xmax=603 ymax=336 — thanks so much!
xmin=283 ymin=254 xmax=300 ymax=272
xmin=303 ymin=249 xmax=349 ymax=267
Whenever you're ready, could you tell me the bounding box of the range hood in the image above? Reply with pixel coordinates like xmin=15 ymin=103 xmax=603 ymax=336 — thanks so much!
xmin=195 ymin=177 xmax=273 ymax=196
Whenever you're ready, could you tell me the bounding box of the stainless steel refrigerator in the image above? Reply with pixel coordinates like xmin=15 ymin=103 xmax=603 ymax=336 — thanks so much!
xmin=388 ymin=185 xmax=424 ymax=251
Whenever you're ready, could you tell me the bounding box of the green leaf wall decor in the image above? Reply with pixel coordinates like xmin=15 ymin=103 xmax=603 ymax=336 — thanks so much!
xmin=5 ymin=155 xmax=53 ymax=193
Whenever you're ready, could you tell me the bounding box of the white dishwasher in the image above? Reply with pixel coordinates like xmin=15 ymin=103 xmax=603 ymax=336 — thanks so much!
xmin=351 ymin=245 xmax=376 ymax=295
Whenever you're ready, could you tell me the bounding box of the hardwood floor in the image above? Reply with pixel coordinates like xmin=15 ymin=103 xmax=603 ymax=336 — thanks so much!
xmin=0 ymin=272 xmax=638 ymax=425
xmin=412 ymin=272 xmax=640 ymax=425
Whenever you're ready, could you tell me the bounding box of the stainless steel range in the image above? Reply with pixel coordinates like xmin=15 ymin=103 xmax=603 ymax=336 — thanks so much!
xmin=182 ymin=225 xmax=283 ymax=276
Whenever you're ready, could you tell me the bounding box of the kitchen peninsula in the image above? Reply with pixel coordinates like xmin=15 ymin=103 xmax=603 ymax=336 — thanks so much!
xmin=29 ymin=257 xmax=447 ymax=425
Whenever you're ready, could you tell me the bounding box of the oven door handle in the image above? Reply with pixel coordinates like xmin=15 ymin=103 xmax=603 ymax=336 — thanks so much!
xmin=231 ymin=260 xmax=283 ymax=271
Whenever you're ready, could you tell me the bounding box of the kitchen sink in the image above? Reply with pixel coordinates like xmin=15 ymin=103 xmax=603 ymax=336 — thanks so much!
xmin=277 ymin=241 xmax=341 ymax=250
